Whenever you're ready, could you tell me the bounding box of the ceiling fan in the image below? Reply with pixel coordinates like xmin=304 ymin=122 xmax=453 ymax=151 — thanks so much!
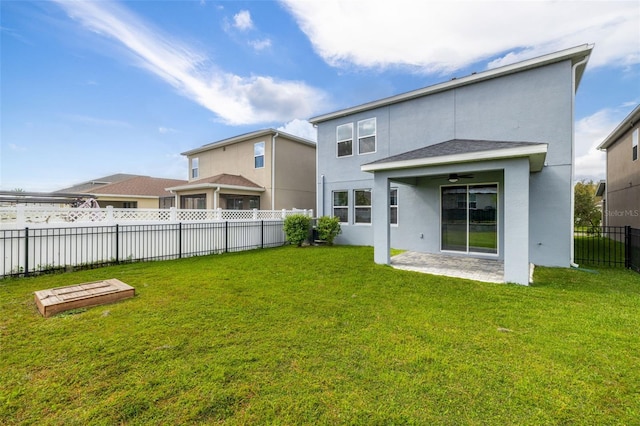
xmin=446 ymin=173 xmax=473 ymax=183
xmin=429 ymin=173 xmax=474 ymax=182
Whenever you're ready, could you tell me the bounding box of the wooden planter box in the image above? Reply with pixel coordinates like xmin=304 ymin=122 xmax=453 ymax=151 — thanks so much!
xmin=34 ymin=279 xmax=135 ymax=318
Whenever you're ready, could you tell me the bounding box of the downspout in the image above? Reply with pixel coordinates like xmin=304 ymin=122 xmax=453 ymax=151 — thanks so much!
xmin=214 ymin=186 xmax=220 ymax=210
xmin=271 ymin=132 xmax=278 ymax=210
xmin=570 ymin=52 xmax=591 ymax=268
xmin=320 ymin=174 xmax=325 ymax=216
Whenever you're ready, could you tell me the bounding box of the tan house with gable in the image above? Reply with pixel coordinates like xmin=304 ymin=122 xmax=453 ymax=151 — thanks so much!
xmin=167 ymin=129 xmax=316 ymax=210
xmin=597 ymin=105 xmax=640 ymax=228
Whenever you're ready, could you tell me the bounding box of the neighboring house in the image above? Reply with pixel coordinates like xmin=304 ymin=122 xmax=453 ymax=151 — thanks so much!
xmin=596 ymin=105 xmax=640 ymax=228
xmin=56 ymin=174 xmax=187 ymax=208
xmin=167 ymin=129 xmax=316 ymax=210
xmin=310 ymin=44 xmax=593 ymax=285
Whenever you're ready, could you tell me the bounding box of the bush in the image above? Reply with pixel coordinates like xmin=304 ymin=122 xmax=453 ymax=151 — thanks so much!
xmin=283 ymin=214 xmax=311 ymax=247
xmin=316 ymin=216 xmax=342 ymax=245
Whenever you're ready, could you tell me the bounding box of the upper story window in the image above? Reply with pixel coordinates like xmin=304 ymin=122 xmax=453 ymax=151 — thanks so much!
xmin=358 ymin=118 xmax=376 ymax=154
xmin=332 ymin=190 xmax=348 ymax=223
xmin=336 ymin=123 xmax=353 ymax=157
xmin=254 ymin=141 xmax=265 ymax=168
xmin=354 ymin=189 xmax=372 ymax=224
xmin=633 ymin=128 xmax=638 ymax=161
xmin=191 ymin=157 xmax=199 ymax=179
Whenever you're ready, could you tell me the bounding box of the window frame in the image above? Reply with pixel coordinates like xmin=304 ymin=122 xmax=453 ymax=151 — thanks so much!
xmin=254 ymin=141 xmax=265 ymax=169
xmin=336 ymin=123 xmax=354 ymax=158
xmin=357 ymin=118 xmax=377 ymax=155
xmin=332 ymin=190 xmax=349 ymax=223
xmin=633 ymin=128 xmax=638 ymax=162
xmin=390 ymin=187 xmax=398 ymax=226
xmin=354 ymin=189 xmax=372 ymax=225
xmin=191 ymin=157 xmax=199 ymax=179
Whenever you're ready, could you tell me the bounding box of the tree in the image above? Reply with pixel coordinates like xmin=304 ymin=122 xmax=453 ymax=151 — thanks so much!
xmin=574 ymin=180 xmax=601 ymax=228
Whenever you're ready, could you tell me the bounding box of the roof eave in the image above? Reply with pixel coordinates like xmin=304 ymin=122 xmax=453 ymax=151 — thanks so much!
xmin=596 ymin=104 xmax=640 ymax=150
xmin=181 ymin=129 xmax=316 ymax=156
xmin=310 ymin=44 xmax=593 ymax=124
xmin=166 ymin=183 xmax=265 ymax=192
xmin=361 ymin=145 xmax=548 ymax=173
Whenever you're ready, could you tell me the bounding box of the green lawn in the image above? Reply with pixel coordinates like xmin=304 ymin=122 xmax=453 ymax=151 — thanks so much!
xmin=2 ymin=246 xmax=639 ymax=425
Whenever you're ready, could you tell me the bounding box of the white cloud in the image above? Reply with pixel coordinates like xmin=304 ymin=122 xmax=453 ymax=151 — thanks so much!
xmin=249 ymin=38 xmax=272 ymax=51
xmin=233 ymin=10 xmax=253 ymax=31
xmin=158 ymin=126 xmax=177 ymax=134
xmin=278 ymin=119 xmax=317 ymax=142
xmin=53 ymin=1 xmax=326 ymax=125
xmin=574 ymin=105 xmax=636 ymax=181
xmin=281 ymin=0 xmax=639 ymax=73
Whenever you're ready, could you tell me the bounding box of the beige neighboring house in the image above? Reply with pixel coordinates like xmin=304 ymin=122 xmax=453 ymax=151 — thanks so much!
xmin=597 ymin=104 xmax=640 ymax=228
xmin=167 ymin=129 xmax=316 ymax=210
xmin=56 ymin=174 xmax=187 ymax=208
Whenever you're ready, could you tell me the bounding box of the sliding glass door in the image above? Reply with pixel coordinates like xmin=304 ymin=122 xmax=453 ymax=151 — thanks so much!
xmin=441 ymin=184 xmax=498 ymax=254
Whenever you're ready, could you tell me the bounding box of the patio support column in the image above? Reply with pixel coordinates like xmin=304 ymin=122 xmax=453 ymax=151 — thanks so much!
xmin=504 ymin=159 xmax=530 ymax=285
xmin=373 ymin=174 xmax=390 ymax=265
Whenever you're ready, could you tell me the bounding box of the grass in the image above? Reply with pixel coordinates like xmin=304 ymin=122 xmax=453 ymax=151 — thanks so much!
xmin=1 ymin=245 xmax=639 ymax=425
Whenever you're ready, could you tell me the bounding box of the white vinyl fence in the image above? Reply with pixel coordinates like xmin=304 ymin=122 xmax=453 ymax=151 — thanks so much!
xmin=0 ymin=206 xmax=312 ymax=228
xmin=0 ymin=207 xmax=313 ymax=278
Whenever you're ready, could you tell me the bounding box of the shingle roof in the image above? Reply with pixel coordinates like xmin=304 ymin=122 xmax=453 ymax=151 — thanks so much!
xmin=55 ymin=174 xmax=140 ymax=193
xmin=89 ymin=176 xmax=187 ymax=197
xmin=184 ymin=174 xmax=262 ymax=189
xmin=364 ymin=140 xmax=546 ymax=166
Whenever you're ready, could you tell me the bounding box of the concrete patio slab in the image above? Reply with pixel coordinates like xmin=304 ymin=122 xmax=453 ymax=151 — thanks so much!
xmin=390 ymin=251 xmax=505 ymax=283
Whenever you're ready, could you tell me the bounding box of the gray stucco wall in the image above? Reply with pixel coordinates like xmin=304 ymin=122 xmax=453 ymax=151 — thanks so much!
xmin=316 ymin=60 xmax=575 ymax=267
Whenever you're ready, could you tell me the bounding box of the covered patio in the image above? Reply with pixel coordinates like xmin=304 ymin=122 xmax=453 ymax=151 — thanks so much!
xmin=363 ymin=139 xmax=548 ymax=286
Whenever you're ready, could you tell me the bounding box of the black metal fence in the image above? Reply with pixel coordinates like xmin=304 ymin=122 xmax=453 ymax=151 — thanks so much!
xmin=1 ymin=220 xmax=287 ymax=278
xmin=574 ymin=226 xmax=639 ymax=272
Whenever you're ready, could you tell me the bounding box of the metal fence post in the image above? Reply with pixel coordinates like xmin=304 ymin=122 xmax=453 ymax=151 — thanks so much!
xmin=261 ymin=220 xmax=264 ymax=249
xmin=178 ymin=222 xmax=182 ymax=259
xmin=625 ymin=225 xmax=631 ymax=269
xmin=24 ymin=227 xmax=29 ymax=277
xmin=115 ymin=224 xmax=119 ymax=264
xmin=225 ymin=221 xmax=228 ymax=253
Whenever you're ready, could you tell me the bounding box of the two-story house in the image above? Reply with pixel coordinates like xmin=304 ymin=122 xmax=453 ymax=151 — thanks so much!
xmin=310 ymin=45 xmax=593 ymax=285
xmin=167 ymin=129 xmax=316 ymax=211
xmin=597 ymin=104 xmax=640 ymax=228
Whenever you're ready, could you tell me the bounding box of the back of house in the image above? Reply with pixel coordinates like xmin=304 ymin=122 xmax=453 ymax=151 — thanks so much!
xmin=311 ymin=45 xmax=593 ymax=285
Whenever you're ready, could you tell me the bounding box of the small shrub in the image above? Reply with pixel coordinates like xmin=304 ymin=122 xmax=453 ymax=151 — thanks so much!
xmin=316 ymin=216 xmax=341 ymax=245
xmin=283 ymin=214 xmax=311 ymax=247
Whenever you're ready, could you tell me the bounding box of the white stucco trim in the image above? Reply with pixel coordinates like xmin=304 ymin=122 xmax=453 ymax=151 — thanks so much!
xmin=361 ymin=145 xmax=548 ymax=173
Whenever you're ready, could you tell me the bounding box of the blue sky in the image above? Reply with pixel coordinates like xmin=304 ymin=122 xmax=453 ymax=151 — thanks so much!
xmin=1 ymin=0 xmax=639 ymax=192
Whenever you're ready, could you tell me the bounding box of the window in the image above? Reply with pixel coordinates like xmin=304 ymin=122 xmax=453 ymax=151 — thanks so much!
xmin=390 ymin=188 xmax=398 ymax=225
xmin=122 ymin=201 xmax=137 ymax=209
xmin=223 ymin=195 xmax=260 ymax=210
xmin=191 ymin=158 xmax=199 ymax=179
xmin=332 ymin=191 xmax=348 ymax=223
xmin=181 ymin=194 xmax=206 ymax=209
xmin=633 ymin=128 xmax=638 ymax=161
xmin=254 ymin=141 xmax=265 ymax=168
xmin=354 ymin=189 xmax=372 ymax=224
xmin=358 ymin=118 xmax=376 ymax=154
xmin=337 ymin=123 xmax=353 ymax=157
